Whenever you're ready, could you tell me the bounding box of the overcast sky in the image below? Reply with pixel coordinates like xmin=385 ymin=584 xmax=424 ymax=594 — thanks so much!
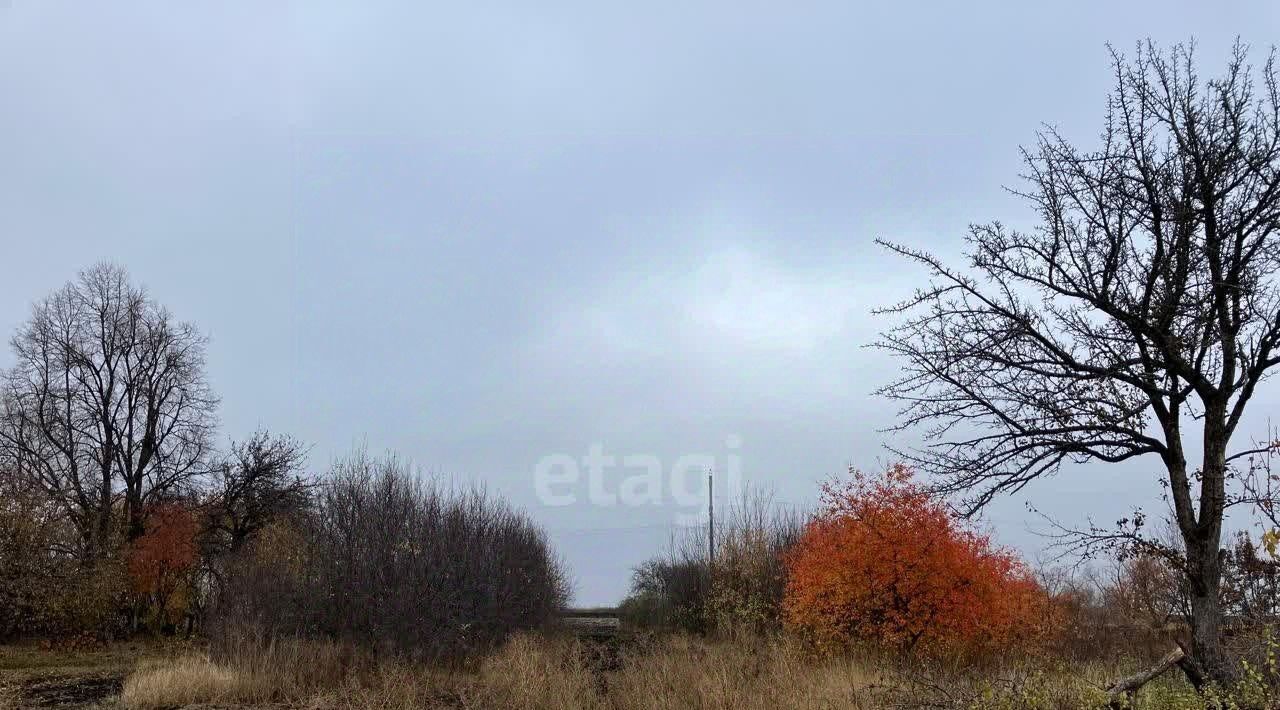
xmin=3 ymin=2 xmax=1279 ymax=605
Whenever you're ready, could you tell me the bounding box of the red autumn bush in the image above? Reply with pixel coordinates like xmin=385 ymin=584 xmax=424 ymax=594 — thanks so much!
xmin=783 ymin=463 xmax=1048 ymax=657
xmin=128 ymin=503 xmax=198 ymax=629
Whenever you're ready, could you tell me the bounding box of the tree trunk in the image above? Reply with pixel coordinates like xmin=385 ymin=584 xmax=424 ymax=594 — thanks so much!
xmin=1183 ymin=470 xmax=1228 ymax=687
xmin=95 ymin=463 xmax=113 ymax=559
xmin=1185 ymin=414 xmax=1230 ymax=686
xmin=127 ymin=484 xmax=145 ymax=541
xmin=1187 ymin=577 xmax=1225 ymax=687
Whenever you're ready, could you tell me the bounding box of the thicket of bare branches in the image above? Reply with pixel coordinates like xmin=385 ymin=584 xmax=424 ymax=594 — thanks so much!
xmin=621 ymin=489 xmax=806 ymax=635
xmin=0 ymin=481 xmax=129 ymax=638
xmin=211 ymin=449 xmax=570 ymax=662
xmin=199 ymin=431 xmax=311 ymax=565
xmin=876 ymin=40 xmax=1280 ymax=684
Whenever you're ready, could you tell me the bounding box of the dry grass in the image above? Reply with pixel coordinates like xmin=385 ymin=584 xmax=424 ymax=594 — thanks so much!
xmin=109 ymin=633 xmax=1216 ymax=710
xmin=0 ymin=639 xmax=189 ymax=710
xmin=604 ymin=635 xmax=878 ymax=709
xmin=123 ymin=655 xmax=453 ymax=709
xmin=464 ymin=634 xmax=599 ymax=710
xmin=118 ymin=634 xmax=880 ymax=710
xmin=119 ymin=656 xmax=241 ymax=708
xmin=121 ymin=636 xmax=386 ymax=708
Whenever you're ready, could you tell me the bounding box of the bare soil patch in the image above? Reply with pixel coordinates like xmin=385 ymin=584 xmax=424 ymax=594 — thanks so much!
xmin=0 ymin=641 xmax=196 ymax=709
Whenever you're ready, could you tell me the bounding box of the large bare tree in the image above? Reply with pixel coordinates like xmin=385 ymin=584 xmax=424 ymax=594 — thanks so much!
xmin=876 ymin=41 xmax=1280 ymax=684
xmin=0 ymin=264 xmax=217 ymax=556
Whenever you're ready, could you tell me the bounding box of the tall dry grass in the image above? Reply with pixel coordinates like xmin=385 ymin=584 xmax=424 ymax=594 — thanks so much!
xmin=121 ymin=637 xmax=382 ymax=708
xmin=119 ymin=633 xmax=886 ymax=710
xmin=604 ymin=634 xmax=878 ymax=709
xmin=121 ymin=656 xmax=243 ymax=708
xmin=120 ymin=631 xmax=1214 ymax=710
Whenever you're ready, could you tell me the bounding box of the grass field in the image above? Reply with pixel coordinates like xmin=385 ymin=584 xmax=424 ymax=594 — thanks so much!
xmin=3 ymin=635 xmax=875 ymax=709
xmin=0 ymin=632 xmax=1212 ymax=710
xmin=0 ymin=640 xmax=186 ymax=709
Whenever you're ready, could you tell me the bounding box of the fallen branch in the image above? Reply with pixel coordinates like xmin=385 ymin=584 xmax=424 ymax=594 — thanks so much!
xmin=1106 ymin=647 xmax=1185 ymax=708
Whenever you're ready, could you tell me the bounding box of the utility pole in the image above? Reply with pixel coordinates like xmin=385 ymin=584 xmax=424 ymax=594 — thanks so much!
xmin=707 ymin=467 xmax=715 ymax=565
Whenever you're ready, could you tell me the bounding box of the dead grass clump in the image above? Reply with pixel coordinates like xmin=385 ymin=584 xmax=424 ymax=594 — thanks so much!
xmin=296 ymin=666 xmax=456 ymax=710
xmin=120 ymin=637 xmax=378 ymax=708
xmin=605 ymin=634 xmax=877 ymax=710
xmin=120 ymin=656 xmax=242 ymax=708
xmin=212 ymin=632 xmax=376 ymax=690
xmin=463 ymin=633 xmax=599 ymax=710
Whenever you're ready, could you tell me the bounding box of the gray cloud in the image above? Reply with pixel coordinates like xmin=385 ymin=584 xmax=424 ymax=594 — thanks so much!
xmin=2 ymin=1 xmax=1278 ymax=603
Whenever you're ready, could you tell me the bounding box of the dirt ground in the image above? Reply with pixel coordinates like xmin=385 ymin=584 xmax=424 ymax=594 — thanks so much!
xmin=0 ymin=641 xmax=181 ymax=710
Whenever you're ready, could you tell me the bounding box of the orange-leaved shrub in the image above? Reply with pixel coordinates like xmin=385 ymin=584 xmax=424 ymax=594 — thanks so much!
xmin=782 ymin=463 xmax=1049 ymax=658
xmin=128 ymin=503 xmax=199 ymax=631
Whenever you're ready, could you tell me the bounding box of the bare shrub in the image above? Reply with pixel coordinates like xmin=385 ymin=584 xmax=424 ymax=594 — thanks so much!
xmin=707 ymin=489 xmax=807 ymax=635
xmin=1038 ymin=563 xmax=1180 ymax=666
xmin=0 ymin=487 xmax=70 ymax=639
xmin=1223 ymin=531 xmax=1280 ymax=623
xmin=0 ymin=485 xmax=130 ymax=640
xmin=210 ymin=447 xmax=570 ymax=663
xmin=621 ymin=552 xmax=710 ymax=634
xmin=621 ymin=487 xmax=805 ymax=636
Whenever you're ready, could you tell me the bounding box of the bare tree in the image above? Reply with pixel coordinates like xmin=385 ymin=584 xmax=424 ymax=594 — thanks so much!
xmin=876 ymin=41 xmax=1280 ymax=684
xmin=0 ymin=263 xmax=217 ymax=556
xmin=203 ymin=430 xmax=310 ymax=556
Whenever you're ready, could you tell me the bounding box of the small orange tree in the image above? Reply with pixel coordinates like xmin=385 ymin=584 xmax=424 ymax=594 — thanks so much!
xmin=783 ymin=464 xmax=1047 ymax=657
xmin=128 ymin=503 xmax=198 ymax=630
